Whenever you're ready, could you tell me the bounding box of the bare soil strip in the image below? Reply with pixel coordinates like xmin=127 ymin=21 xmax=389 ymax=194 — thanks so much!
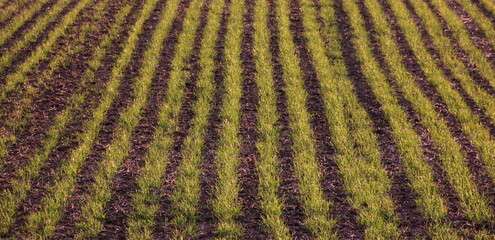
xmin=0 ymin=0 xmax=36 ymax=27
xmin=192 ymin=1 xmax=231 ymax=238
xmin=444 ymin=0 xmax=495 ymax=63
xmin=421 ymin=0 xmax=495 ymax=98
xmin=290 ymin=0 xmax=373 ymax=239
xmin=0 ymin=0 xmax=80 ymax=77
xmin=0 ymin=0 xmax=59 ymax=47
xmin=266 ymin=0 xmax=312 ymax=237
xmin=377 ymin=0 xmax=485 ymax=235
xmin=5 ymin=1 xmax=135 ymax=237
xmin=237 ymin=0 xmax=268 ymax=238
xmin=401 ymin=0 xmax=495 ymax=220
xmin=94 ymin=0 xmax=200 ymax=238
xmin=47 ymin=0 xmax=170 ymax=237
xmin=470 ymin=0 xmax=495 ymax=23
xmin=0 ymin=0 xmax=106 ymax=191
xmin=334 ymin=0 xmax=431 ymax=237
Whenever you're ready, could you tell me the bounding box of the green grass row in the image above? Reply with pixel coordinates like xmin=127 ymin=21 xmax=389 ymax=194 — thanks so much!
xmin=404 ymin=0 xmax=495 ymax=136
xmin=22 ymin=0 xmax=161 ymax=237
xmin=0 ymin=0 xmax=112 ymax=171
xmin=275 ymin=0 xmax=335 ymax=238
xmin=0 ymin=0 xmax=34 ymax=23
xmin=164 ymin=0 xmax=227 ymax=238
xmin=124 ymin=0 xmax=214 ymax=238
xmin=0 ymin=0 xmax=97 ymax=179
xmin=0 ymin=0 xmax=51 ymax=46
xmin=387 ymin=0 xmax=495 ymax=220
xmin=426 ymin=0 xmax=495 ymax=89
xmin=0 ymin=0 xmax=122 ymax=235
xmin=303 ymin=0 xmax=405 ymax=238
xmin=250 ymin=0 xmax=291 ymax=238
xmin=411 ymin=1 xmax=495 ymax=125
xmin=454 ymin=0 xmax=495 ymax=63
xmin=352 ymin=0 xmax=485 ymax=236
xmin=0 ymin=0 xmax=100 ymax=100
xmin=73 ymin=0 xmax=198 ymax=237
xmin=345 ymin=0 xmax=491 ymax=229
xmin=0 ymin=0 xmax=73 ymax=74
xmin=210 ymin=0 xmax=245 ymax=237
xmin=478 ymin=0 xmax=495 ymax=18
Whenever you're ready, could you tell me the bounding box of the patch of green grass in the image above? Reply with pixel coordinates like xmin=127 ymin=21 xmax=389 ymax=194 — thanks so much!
xmin=250 ymin=0 xmax=291 ymax=237
xmin=165 ymin=0 xmax=227 ymax=238
xmin=73 ymin=0 xmax=201 ymax=237
xmin=0 ymin=0 xmax=73 ymax=74
xmin=0 ymin=0 xmax=33 ymax=23
xmin=274 ymin=0 xmax=335 ymax=238
xmin=0 ymin=0 xmax=118 ymax=234
xmin=210 ymin=0 xmax=245 ymax=237
xmin=387 ymin=0 xmax=495 ymax=223
xmin=23 ymin=0 xmax=161 ymax=237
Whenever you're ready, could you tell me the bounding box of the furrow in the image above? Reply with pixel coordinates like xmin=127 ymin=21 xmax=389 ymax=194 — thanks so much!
xmin=475 ymin=0 xmax=495 ymax=21
xmin=358 ymin=0 xmax=486 ymax=236
xmin=0 ymin=0 xmax=53 ymax=46
xmin=400 ymin=0 xmax=495 ymax=136
xmin=209 ymin=0 xmax=245 ymax=236
xmin=275 ymin=0 xmax=335 ymax=238
xmin=449 ymin=0 xmax=495 ymax=63
xmin=314 ymin=0 xmax=434 ymax=238
xmin=339 ymin=0 xmax=439 ymax=237
xmin=423 ymin=0 xmax=495 ymax=89
xmin=8 ymin=2 xmax=137 ymax=238
xmin=377 ymin=0 xmax=490 ymax=236
xmin=237 ymin=0 xmax=267 ymax=237
xmin=100 ymin=0 xmax=210 ymax=237
xmin=193 ymin=0 xmax=231 ymax=237
xmin=0 ymin=0 xmax=76 ymax=74
xmin=155 ymin=0 xmax=224 ymax=237
xmin=71 ymin=0 xmax=198 ymax=237
xmin=98 ymin=0 xmax=204 ymax=238
xmin=0 ymin=0 xmax=35 ymax=25
xmin=19 ymin=0 xmax=164 ymax=237
xmin=0 ymin=0 xmax=127 ymax=236
xmin=0 ymin=0 xmax=99 ymax=101
xmin=266 ymin=0 xmax=312 ymax=237
xmin=378 ymin=2 xmax=490 ymax=225
xmin=388 ymin=0 xmax=495 ymax=221
xmin=250 ymin=0 xmax=291 ymax=237
xmin=311 ymin=1 xmax=367 ymax=238
xmin=0 ymin=0 xmax=110 ymax=177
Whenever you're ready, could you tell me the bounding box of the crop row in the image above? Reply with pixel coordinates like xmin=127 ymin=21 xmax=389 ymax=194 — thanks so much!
xmin=1 ymin=0 xmax=494 ymax=238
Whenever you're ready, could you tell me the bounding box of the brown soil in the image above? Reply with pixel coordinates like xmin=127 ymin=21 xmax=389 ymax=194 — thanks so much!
xmin=421 ymin=0 xmax=495 ymax=138
xmin=46 ymin=0 xmax=174 ymax=237
xmin=335 ymin=0 xmax=432 ymax=238
xmin=0 ymin=0 xmax=80 ymax=79
xmin=2 ymin=0 xmax=129 ymax=238
xmin=444 ymin=0 xmax=495 ymax=64
xmin=290 ymin=0 xmax=369 ymax=239
xmin=469 ymin=0 xmax=495 ymax=24
xmin=237 ymin=0 xmax=267 ymax=238
xmin=0 ymin=0 xmax=39 ymax=28
xmin=0 ymin=0 xmax=105 ymax=191
xmin=402 ymin=0 xmax=495 ymax=215
xmin=266 ymin=0 xmax=311 ymax=238
xmin=389 ymin=0 xmax=495 ymax=233
xmin=83 ymin=0 xmax=191 ymax=237
xmin=420 ymin=0 xmax=495 ymax=98
xmin=193 ymin=1 xmax=231 ymax=238
xmin=376 ymin=0 xmax=480 ymax=236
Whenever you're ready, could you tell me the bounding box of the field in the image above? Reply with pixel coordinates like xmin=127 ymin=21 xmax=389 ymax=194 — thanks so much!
xmin=1 ymin=0 xmax=495 ymax=238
